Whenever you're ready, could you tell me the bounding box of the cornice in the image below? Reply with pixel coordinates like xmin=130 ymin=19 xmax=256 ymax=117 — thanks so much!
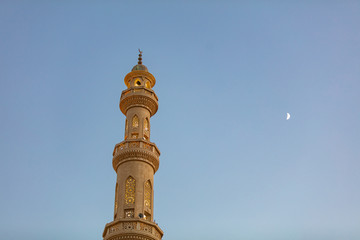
xmin=113 ymin=149 xmax=159 ymax=173
xmin=120 ymin=94 xmax=158 ymax=116
xmin=112 ymin=140 xmax=160 ymax=173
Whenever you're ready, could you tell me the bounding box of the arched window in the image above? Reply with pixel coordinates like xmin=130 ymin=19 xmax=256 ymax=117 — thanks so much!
xmin=132 ymin=115 xmax=139 ymax=128
xmin=125 ymin=209 xmax=134 ymax=218
xmin=144 ymin=180 xmax=152 ymax=209
xmin=125 ymin=119 xmax=128 ymax=139
xmin=145 ymin=81 xmax=151 ymax=88
xmin=114 ymin=183 xmax=118 ymax=219
xmin=134 ymin=78 xmax=142 ymax=86
xmin=125 ymin=176 xmax=136 ymax=205
xmin=144 ymin=118 xmax=149 ymax=131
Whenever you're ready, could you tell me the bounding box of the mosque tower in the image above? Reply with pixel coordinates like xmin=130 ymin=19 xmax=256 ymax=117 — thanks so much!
xmin=103 ymin=51 xmax=163 ymax=240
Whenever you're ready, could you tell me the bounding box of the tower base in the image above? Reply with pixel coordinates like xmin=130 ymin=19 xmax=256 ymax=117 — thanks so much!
xmin=103 ymin=219 xmax=163 ymax=240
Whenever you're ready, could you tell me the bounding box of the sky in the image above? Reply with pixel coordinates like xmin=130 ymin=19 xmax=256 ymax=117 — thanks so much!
xmin=1 ymin=1 xmax=360 ymax=240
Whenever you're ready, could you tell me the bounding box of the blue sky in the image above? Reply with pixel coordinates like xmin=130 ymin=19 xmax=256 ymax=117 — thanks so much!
xmin=1 ymin=1 xmax=359 ymax=240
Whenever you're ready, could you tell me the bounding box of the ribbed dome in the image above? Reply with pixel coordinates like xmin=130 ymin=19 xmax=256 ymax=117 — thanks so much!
xmin=131 ymin=64 xmax=148 ymax=72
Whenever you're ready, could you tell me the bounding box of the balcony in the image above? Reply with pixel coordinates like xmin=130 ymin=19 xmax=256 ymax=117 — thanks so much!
xmin=112 ymin=139 xmax=160 ymax=172
xmin=121 ymin=87 xmax=158 ymax=101
xmin=103 ymin=219 xmax=163 ymax=240
xmin=120 ymin=87 xmax=159 ymax=116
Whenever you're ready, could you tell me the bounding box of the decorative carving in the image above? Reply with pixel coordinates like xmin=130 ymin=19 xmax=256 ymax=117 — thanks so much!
xmin=154 ymin=230 xmax=161 ymax=238
xmin=114 ymin=183 xmax=118 ymax=216
xmin=104 ymin=219 xmax=163 ymax=240
xmin=108 ymin=236 xmax=155 ymax=240
xmin=132 ymin=115 xmax=139 ymax=128
xmin=114 ymin=140 xmax=160 ymax=156
xmin=144 ymin=118 xmax=149 ymax=131
xmin=124 ymin=209 xmax=134 ymax=218
xmin=125 ymin=177 xmax=136 ymax=205
xmin=121 ymin=88 xmax=158 ymax=101
xmin=120 ymin=94 xmax=158 ymax=116
xmin=113 ymin=149 xmax=160 ymax=173
xmin=125 ymin=120 xmax=128 ymax=139
xmin=144 ymin=181 xmax=152 ymax=209
xmin=143 ymin=143 xmax=152 ymax=151
xmin=122 ymin=222 xmax=136 ymax=230
xmin=140 ymin=222 xmax=152 ymax=233
xmin=130 ymin=141 xmax=140 ymax=148
xmin=124 ymin=70 xmax=156 ymax=88
xmin=109 ymin=224 xmax=121 ymax=234
xmin=131 ymin=133 xmax=138 ymax=139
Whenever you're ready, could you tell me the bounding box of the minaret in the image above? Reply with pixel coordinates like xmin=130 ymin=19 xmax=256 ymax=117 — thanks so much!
xmin=103 ymin=50 xmax=163 ymax=240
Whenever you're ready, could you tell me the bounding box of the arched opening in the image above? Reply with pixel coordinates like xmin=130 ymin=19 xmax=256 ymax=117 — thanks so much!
xmin=125 ymin=176 xmax=136 ymax=205
xmin=144 ymin=180 xmax=152 ymax=209
xmin=144 ymin=118 xmax=149 ymax=131
xmin=134 ymin=78 xmax=142 ymax=86
xmin=114 ymin=183 xmax=118 ymax=219
xmin=125 ymin=119 xmax=128 ymax=139
xmin=132 ymin=115 xmax=139 ymax=128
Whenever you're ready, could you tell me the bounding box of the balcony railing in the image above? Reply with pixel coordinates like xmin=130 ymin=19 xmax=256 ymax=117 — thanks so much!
xmin=104 ymin=219 xmax=162 ymax=240
xmin=113 ymin=139 xmax=160 ymax=157
xmin=121 ymin=87 xmax=158 ymax=101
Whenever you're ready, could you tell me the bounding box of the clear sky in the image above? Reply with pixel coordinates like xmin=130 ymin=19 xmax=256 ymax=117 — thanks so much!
xmin=1 ymin=1 xmax=359 ymax=240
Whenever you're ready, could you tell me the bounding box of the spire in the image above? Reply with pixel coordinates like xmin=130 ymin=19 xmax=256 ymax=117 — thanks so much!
xmin=138 ymin=49 xmax=143 ymax=64
xmin=131 ymin=49 xmax=148 ymax=72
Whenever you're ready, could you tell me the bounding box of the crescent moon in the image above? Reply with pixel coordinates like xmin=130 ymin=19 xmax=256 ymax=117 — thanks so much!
xmin=286 ymin=113 xmax=291 ymax=120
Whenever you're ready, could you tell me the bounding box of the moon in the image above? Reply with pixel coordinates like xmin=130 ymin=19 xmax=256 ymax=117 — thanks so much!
xmin=286 ymin=113 xmax=291 ymax=120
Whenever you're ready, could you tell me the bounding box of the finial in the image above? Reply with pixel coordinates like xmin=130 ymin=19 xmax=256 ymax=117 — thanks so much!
xmin=138 ymin=49 xmax=143 ymax=64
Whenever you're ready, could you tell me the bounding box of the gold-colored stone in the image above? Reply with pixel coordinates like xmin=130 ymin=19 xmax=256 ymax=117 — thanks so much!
xmin=125 ymin=177 xmax=135 ymax=205
xmin=103 ymin=56 xmax=163 ymax=240
xmin=125 ymin=209 xmax=134 ymax=218
xmin=124 ymin=70 xmax=156 ymax=88
xmin=144 ymin=181 xmax=151 ymax=209
xmin=125 ymin=120 xmax=128 ymax=139
xmin=132 ymin=115 xmax=139 ymax=127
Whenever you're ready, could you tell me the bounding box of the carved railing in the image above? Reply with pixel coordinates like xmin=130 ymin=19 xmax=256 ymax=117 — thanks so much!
xmin=104 ymin=219 xmax=163 ymax=240
xmin=121 ymin=87 xmax=158 ymax=101
xmin=112 ymin=140 xmax=161 ymax=172
xmin=113 ymin=140 xmax=160 ymax=157
xmin=119 ymin=87 xmax=159 ymax=116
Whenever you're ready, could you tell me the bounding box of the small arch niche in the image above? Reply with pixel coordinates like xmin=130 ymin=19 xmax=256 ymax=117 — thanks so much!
xmin=114 ymin=183 xmax=118 ymax=219
xmin=144 ymin=180 xmax=152 ymax=209
xmin=144 ymin=118 xmax=149 ymax=131
xmin=125 ymin=119 xmax=128 ymax=139
xmin=124 ymin=209 xmax=134 ymax=218
xmin=144 ymin=211 xmax=151 ymax=221
xmin=133 ymin=78 xmax=142 ymax=87
xmin=125 ymin=176 xmax=136 ymax=205
xmin=132 ymin=115 xmax=139 ymax=128
xmin=145 ymin=81 xmax=151 ymax=88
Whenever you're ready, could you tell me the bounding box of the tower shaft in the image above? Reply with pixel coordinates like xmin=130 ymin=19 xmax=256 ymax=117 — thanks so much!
xmin=103 ymin=54 xmax=163 ymax=240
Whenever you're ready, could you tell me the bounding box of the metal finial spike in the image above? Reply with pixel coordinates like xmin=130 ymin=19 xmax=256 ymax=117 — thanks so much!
xmin=138 ymin=49 xmax=143 ymax=64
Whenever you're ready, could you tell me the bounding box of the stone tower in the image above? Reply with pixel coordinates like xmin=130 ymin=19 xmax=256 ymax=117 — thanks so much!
xmin=103 ymin=51 xmax=163 ymax=240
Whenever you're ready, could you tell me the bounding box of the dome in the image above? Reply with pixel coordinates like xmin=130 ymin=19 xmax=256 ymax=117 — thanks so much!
xmin=131 ymin=64 xmax=148 ymax=72
xmin=131 ymin=50 xmax=148 ymax=72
